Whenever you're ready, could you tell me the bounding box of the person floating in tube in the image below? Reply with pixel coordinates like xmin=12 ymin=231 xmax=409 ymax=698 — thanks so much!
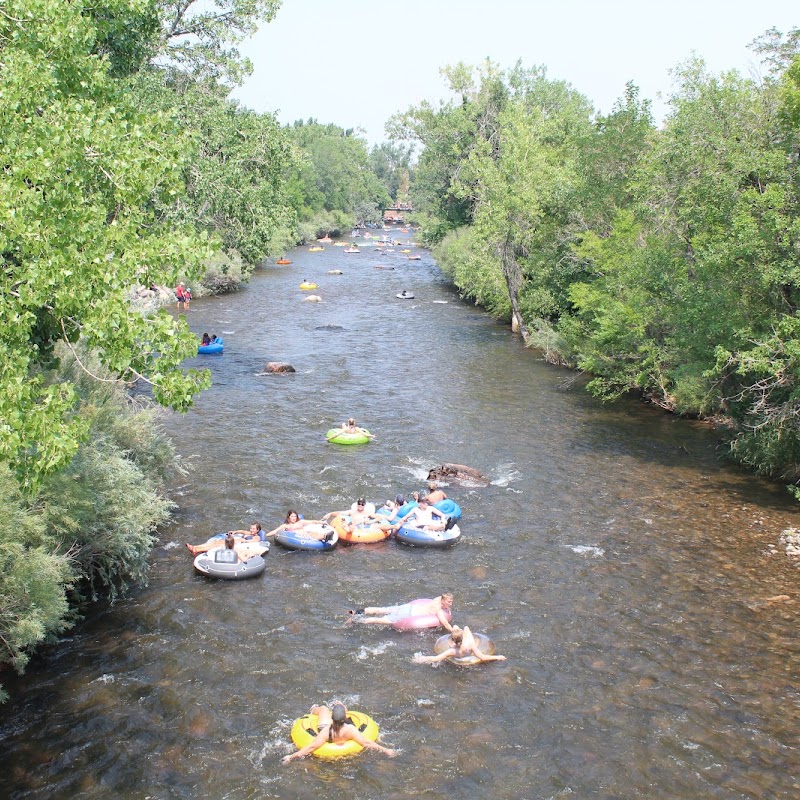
xmin=347 ymin=593 xmax=454 ymax=631
xmin=282 ymin=703 xmax=397 ymax=763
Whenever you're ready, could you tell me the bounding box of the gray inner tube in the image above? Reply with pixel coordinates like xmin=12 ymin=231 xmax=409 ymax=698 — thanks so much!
xmin=433 ymin=632 xmax=495 ymax=664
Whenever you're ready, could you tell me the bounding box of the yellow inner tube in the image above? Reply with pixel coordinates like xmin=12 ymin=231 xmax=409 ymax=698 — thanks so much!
xmin=299 ymin=282 xmax=318 ymax=290
xmin=290 ymin=711 xmax=379 ymax=758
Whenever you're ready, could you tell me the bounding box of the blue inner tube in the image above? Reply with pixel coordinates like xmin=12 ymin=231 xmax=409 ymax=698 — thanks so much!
xmin=396 ymin=501 xmax=418 ymax=518
xmin=274 ymin=528 xmax=338 ymax=551
xmin=433 ymin=499 xmax=462 ymax=520
xmin=198 ymin=338 xmax=224 ymax=354
xmin=395 ymin=523 xmax=461 ymax=548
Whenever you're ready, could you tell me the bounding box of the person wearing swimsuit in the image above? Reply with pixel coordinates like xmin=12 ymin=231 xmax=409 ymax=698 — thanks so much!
xmin=413 ymin=625 xmax=507 ymax=664
xmin=282 ymin=703 xmax=397 ymax=763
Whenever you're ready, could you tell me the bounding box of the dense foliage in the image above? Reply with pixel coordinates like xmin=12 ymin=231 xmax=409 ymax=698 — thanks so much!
xmin=0 ymin=348 xmax=178 ymax=701
xmin=0 ymin=0 xmax=291 ymax=697
xmin=392 ymin=40 xmax=800 ymax=493
xmin=284 ymin=120 xmax=391 ymax=239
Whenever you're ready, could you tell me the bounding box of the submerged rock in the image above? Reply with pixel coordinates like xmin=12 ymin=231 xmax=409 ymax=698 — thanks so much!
xmin=427 ymin=463 xmax=490 ymax=487
xmin=264 ymin=362 xmax=295 ymax=374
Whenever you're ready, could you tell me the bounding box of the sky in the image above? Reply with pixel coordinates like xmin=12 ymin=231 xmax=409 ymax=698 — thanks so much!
xmin=232 ymin=0 xmax=799 ymax=146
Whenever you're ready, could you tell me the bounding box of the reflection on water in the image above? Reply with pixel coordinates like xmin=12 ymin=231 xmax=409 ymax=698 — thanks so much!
xmin=2 ymin=236 xmax=799 ymax=799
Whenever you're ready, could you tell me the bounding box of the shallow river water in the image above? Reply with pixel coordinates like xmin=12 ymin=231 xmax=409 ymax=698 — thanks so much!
xmin=2 ymin=234 xmax=799 ymax=799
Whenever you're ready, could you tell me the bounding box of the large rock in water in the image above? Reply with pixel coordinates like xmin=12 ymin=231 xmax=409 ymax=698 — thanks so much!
xmin=427 ymin=463 xmax=490 ymax=487
xmin=264 ymin=362 xmax=295 ymax=374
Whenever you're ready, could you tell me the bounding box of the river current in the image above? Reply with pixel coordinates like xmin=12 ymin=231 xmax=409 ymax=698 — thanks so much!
xmin=2 ymin=234 xmax=798 ymax=799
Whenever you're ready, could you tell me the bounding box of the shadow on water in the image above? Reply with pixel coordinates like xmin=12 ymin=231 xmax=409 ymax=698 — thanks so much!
xmin=2 ymin=233 xmax=799 ymax=799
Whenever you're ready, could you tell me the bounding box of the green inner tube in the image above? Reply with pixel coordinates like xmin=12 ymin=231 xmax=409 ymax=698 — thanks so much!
xmin=325 ymin=428 xmax=371 ymax=445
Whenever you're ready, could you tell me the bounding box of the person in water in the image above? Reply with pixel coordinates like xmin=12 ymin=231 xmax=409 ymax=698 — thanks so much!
xmin=392 ymin=497 xmax=455 ymax=532
xmin=329 ymin=418 xmax=373 ymax=440
xmin=323 ymin=498 xmax=393 ymax=535
xmin=424 ymin=481 xmax=448 ymax=505
xmin=347 ymin=593 xmax=454 ymax=631
xmin=265 ymin=510 xmax=333 ymax=541
xmin=282 ymin=702 xmax=396 ymax=763
xmin=413 ymin=625 xmax=507 ymax=664
xmin=185 ymin=522 xmax=265 ymax=554
xmin=201 ymin=332 xmax=211 ymax=346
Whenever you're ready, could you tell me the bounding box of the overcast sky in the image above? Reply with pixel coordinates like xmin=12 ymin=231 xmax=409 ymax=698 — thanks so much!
xmin=231 ymin=0 xmax=799 ymax=145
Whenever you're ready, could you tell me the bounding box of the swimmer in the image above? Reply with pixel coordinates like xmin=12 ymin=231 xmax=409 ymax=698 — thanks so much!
xmin=347 ymin=593 xmax=454 ymax=631
xmin=282 ymin=703 xmax=396 ymax=763
xmin=413 ymin=625 xmax=507 ymax=664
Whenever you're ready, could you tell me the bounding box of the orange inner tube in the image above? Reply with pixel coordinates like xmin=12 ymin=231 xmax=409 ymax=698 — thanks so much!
xmin=330 ymin=514 xmax=391 ymax=543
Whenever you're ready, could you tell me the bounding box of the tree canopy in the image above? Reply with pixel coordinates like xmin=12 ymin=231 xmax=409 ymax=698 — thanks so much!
xmin=392 ymin=35 xmax=800 ymax=493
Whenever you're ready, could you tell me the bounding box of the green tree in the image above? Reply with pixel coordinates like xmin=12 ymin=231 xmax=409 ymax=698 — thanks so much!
xmin=132 ymin=72 xmax=297 ymax=276
xmin=156 ymin=0 xmax=282 ymax=83
xmin=287 ymin=121 xmax=390 ymax=233
xmin=0 ymin=0 xmax=212 ymax=490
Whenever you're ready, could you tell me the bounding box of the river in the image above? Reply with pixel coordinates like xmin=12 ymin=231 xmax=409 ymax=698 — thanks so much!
xmin=2 ymin=234 xmax=799 ymax=799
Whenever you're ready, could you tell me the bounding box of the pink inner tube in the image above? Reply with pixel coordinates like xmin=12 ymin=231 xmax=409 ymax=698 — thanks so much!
xmin=391 ymin=598 xmax=452 ymax=631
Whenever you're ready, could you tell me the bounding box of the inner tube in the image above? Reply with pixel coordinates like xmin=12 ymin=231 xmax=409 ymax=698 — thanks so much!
xmin=433 ymin=499 xmax=462 ymax=520
xmin=396 ymin=292 xmax=415 ymax=299
xmin=198 ymin=338 xmax=224 ymax=354
xmin=290 ymin=711 xmax=379 ymax=759
xmin=325 ymin=428 xmax=371 ymax=445
xmin=330 ymin=514 xmax=391 ymax=544
xmin=395 ymin=500 xmax=418 ymax=518
xmin=433 ymin=632 xmax=496 ymax=665
xmin=391 ymin=598 xmax=452 ymax=631
xmin=193 ymin=550 xmax=266 ymax=580
xmin=299 ymin=282 xmax=318 ymax=290
xmin=395 ymin=523 xmax=461 ymax=548
xmin=274 ymin=524 xmax=338 ymax=551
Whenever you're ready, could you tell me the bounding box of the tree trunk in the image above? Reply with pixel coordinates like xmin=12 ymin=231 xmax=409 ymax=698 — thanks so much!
xmin=497 ymin=237 xmax=530 ymax=342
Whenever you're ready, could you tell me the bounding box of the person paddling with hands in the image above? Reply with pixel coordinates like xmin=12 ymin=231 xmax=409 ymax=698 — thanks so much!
xmin=413 ymin=625 xmax=507 ymax=664
xmin=282 ymin=703 xmax=397 ymax=763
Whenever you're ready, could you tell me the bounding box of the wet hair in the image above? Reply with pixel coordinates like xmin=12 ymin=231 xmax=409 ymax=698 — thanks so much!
xmin=252 ymin=522 xmax=262 ymax=532
xmin=285 ymin=510 xmax=299 ymax=523
xmin=451 ymin=627 xmax=463 ymax=645
xmin=395 ymin=494 xmax=405 ymax=506
xmin=331 ymin=702 xmax=347 ymax=733
xmin=347 ymin=418 xmax=356 ymax=426
xmin=224 ymin=533 xmax=235 ymax=549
